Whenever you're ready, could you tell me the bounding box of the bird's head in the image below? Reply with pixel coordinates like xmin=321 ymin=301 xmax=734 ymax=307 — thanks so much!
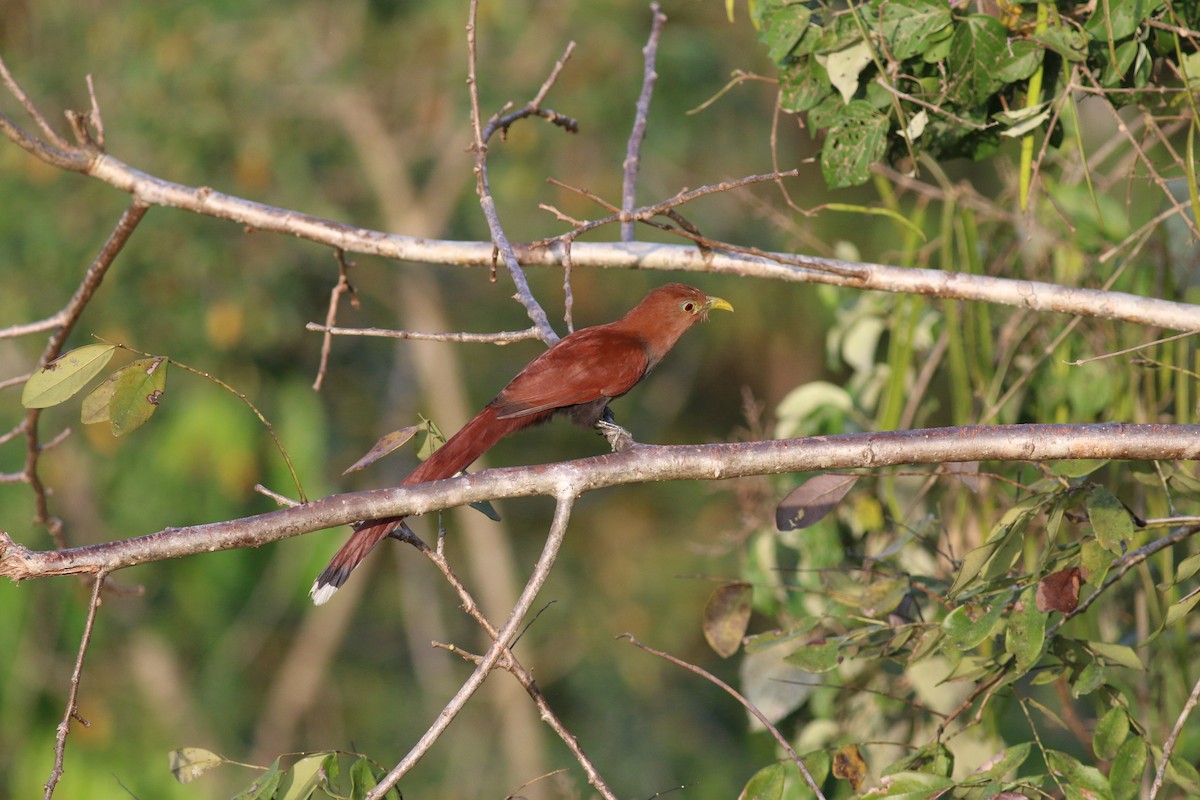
xmin=640 ymin=283 xmax=734 ymax=324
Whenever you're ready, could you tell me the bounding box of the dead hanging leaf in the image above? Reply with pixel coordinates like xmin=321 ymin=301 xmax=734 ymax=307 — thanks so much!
xmin=776 ymin=473 xmax=858 ymax=531
xmin=168 ymin=747 xmax=227 ymax=783
xmin=1036 ymin=567 xmax=1082 ymax=613
xmin=703 ymin=581 xmax=753 ymax=658
xmin=832 ymin=744 xmax=867 ymax=790
xmin=344 ymin=426 xmax=423 ymax=475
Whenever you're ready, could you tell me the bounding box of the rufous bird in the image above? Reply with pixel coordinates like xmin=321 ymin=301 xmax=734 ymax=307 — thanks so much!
xmin=310 ymin=283 xmax=733 ymax=604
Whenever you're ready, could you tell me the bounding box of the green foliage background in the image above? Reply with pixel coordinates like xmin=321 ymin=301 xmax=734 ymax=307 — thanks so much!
xmin=3 ymin=0 xmax=1200 ymax=798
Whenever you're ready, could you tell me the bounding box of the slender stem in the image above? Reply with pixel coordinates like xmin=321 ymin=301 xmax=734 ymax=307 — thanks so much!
xmin=367 ymin=492 xmax=578 ymax=798
xmin=621 ymin=3 xmax=667 ymax=242
xmin=43 ymin=572 xmax=106 ymax=799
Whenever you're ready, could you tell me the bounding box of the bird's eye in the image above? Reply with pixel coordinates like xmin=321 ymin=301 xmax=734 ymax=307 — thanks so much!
xmin=682 ymin=301 xmax=696 ymax=313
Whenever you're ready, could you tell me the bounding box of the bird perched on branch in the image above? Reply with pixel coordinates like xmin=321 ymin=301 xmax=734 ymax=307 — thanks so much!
xmin=310 ymin=283 xmax=733 ymax=604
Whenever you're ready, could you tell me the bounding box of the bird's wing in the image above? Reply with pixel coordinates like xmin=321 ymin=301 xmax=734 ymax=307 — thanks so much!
xmin=492 ymin=328 xmax=650 ymax=419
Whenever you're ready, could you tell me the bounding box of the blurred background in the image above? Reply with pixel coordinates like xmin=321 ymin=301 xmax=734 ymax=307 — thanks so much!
xmin=3 ymin=1 xmax=1199 ymax=798
xmin=0 ymin=2 xmax=832 ymax=797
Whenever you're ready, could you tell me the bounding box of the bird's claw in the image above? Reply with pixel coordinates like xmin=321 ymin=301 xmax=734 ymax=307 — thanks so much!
xmin=596 ymin=418 xmax=636 ymax=452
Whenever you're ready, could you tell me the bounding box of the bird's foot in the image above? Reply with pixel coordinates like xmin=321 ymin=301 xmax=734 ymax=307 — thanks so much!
xmin=596 ymin=418 xmax=636 ymax=452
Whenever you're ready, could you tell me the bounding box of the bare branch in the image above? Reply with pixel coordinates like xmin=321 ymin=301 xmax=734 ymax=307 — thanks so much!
xmin=305 ymin=322 xmax=541 ymax=345
xmin=42 ymin=572 xmax=105 ymax=799
xmin=1150 ymin=666 xmax=1200 ymax=799
xmin=466 ymin=0 xmax=566 ymax=345
xmin=400 ymin=528 xmax=619 ymax=799
xmin=368 ymin=492 xmax=578 ymax=798
xmin=1 ymin=105 xmax=1197 ymax=330
xmin=621 ymin=3 xmax=667 ymax=242
xmin=6 ymin=422 xmax=1200 ymax=583
xmin=312 ymin=250 xmax=359 ymax=391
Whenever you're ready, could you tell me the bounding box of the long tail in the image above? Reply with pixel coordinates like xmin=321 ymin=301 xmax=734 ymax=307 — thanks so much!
xmin=310 ymin=405 xmax=517 ymax=604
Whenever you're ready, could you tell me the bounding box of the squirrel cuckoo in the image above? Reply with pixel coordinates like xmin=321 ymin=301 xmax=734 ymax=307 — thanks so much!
xmin=310 ymin=283 xmax=733 ymax=604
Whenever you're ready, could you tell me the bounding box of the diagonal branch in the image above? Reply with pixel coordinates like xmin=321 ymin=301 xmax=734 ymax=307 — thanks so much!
xmin=620 ymin=2 xmax=667 ymax=243
xmin=5 ymin=423 xmax=1200 ymax=583
xmin=42 ymin=571 xmax=106 ymax=800
xmin=367 ymin=492 xmax=578 ymax=799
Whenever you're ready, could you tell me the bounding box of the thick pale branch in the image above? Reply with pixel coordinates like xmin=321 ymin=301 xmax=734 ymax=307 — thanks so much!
xmin=4 ymin=422 xmax=1199 ymax=582
xmin=0 ymin=142 xmax=1187 ymax=329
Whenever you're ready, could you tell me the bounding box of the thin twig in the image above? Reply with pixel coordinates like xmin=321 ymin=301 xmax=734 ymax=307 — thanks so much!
xmin=368 ymin=492 xmax=578 ymax=798
xmin=621 ymin=3 xmax=667 ymax=242
xmin=43 ymin=572 xmax=106 ymax=800
xmin=0 ymin=54 xmax=71 ymax=149
xmin=466 ymin=0 xmax=568 ymax=344
xmin=620 ymin=633 xmax=826 ymax=799
xmin=397 ymin=528 xmax=619 ymax=799
xmin=304 ymin=322 xmax=541 ymax=344
xmin=312 ymin=250 xmax=359 ymax=391
xmin=1149 ymin=668 xmax=1200 ymax=799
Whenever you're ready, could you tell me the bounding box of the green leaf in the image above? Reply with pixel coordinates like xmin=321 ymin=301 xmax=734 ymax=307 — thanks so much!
xmin=1088 ymin=641 xmax=1145 ymax=671
xmin=943 ymin=602 xmax=1005 ymax=650
xmin=963 ymin=742 xmax=1031 ymax=782
xmin=877 ymin=0 xmax=952 ymax=60
xmin=1108 ymin=738 xmax=1147 ymax=800
xmin=1086 ymin=485 xmax=1133 ymax=554
xmin=234 ymin=757 xmax=284 ymax=800
xmin=21 ymin=344 xmax=116 ymax=408
xmin=882 ymin=742 xmax=954 ymax=777
xmin=820 ymin=100 xmax=889 ymax=188
xmin=1030 ymin=26 xmax=1089 ymax=62
xmin=1072 ymin=659 xmax=1106 ymax=696
xmin=1046 ymin=459 xmax=1109 ymax=479
xmin=169 ymin=747 xmax=227 ymax=784
xmin=349 ymin=757 xmax=375 ymax=799
xmin=1005 ymin=587 xmax=1047 ymax=672
xmin=1084 ymin=0 xmax=1163 ymax=41
xmin=948 ymin=541 xmax=1000 ymax=599
xmin=107 ymin=357 xmax=169 ymax=436
xmin=759 ymin=2 xmax=812 ymax=63
xmin=876 ymin=770 xmax=956 ymax=794
xmin=81 ymin=369 xmax=121 ymax=424
xmin=703 ymin=582 xmax=753 ymax=658
xmin=1045 ymin=750 xmax=1113 ymax=797
xmin=1164 ymin=751 xmax=1200 ymax=796
xmin=779 ymin=58 xmax=831 ymax=113
xmin=1169 ymin=551 xmax=1200 ymax=586
xmin=995 ymin=39 xmax=1043 ymax=82
xmin=280 ymin=753 xmax=330 ymax=800
xmin=1093 ymin=706 xmax=1130 ymax=760
xmin=947 ymin=15 xmax=1007 ymax=105
xmin=1081 ymin=539 xmax=1113 ymax=587
xmin=785 ymin=638 xmax=841 ymax=672
xmin=1165 ymin=587 xmax=1200 ymax=627
xmin=739 ymin=761 xmax=785 ymax=800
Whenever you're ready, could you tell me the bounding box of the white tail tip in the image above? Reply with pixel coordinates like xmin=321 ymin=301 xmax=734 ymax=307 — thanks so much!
xmin=310 ymin=581 xmax=338 ymax=606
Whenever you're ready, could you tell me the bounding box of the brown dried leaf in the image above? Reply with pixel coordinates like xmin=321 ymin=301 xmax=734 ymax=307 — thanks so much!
xmin=776 ymin=473 xmax=858 ymax=531
xmin=343 ymin=426 xmax=422 ymax=475
xmin=832 ymin=744 xmax=867 ymax=790
xmin=702 ymin=581 xmax=753 ymax=658
xmin=1036 ymin=567 xmax=1082 ymax=614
